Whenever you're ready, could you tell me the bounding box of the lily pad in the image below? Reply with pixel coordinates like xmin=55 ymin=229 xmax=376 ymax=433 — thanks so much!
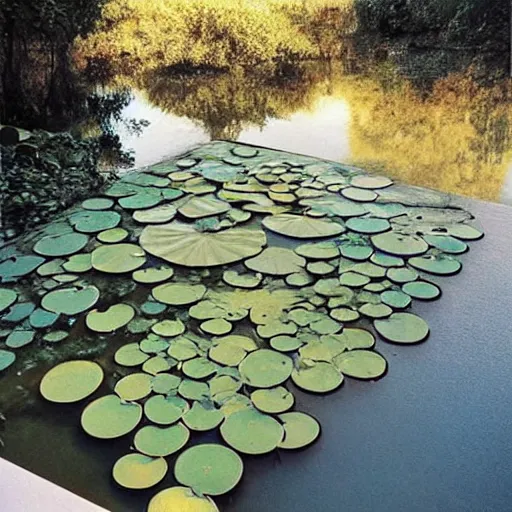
xmin=114 ymin=372 xmax=152 ymax=401
xmin=295 ymin=242 xmax=339 ymax=260
xmin=141 ymin=222 xmax=266 ymax=267
xmin=423 ymin=235 xmax=468 ymax=254
xmin=42 ymin=285 xmax=99 ymax=315
xmin=147 ymin=487 xmax=219 ymax=512
xmin=220 ymin=408 xmax=284 ymax=455
xmin=239 ymin=350 xmax=293 ymax=388
xmin=6 ymin=329 xmax=35 ymax=348
xmin=133 ymin=205 xmax=177 ymax=224
xmin=29 ymin=308 xmax=59 ymax=329
xmin=153 ymin=283 xmax=206 ymax=306
xmin=0 ymin=255 xmax=45 ymax=281
xmin=97 ymin=228 xmax=129 ymax=244
xmin=245 ymin=247 xmax=305 ymax=276
xmin=178 ymin=380 xmax=209 ymax=401
xmin=209 ymin=343 xmax=246 ymax=366
xmin=341 ymin=187 xmax=378 ymax=202
xmin=113 ymin=453 xmax=167 ymax=489
xmin=291 ymin=361 xmax=343 ymax=393
xmin=175 ymin=444 xmax=243 ymax=496
xmin=270 ymin=335 xmax=304 ymax=352
xmin=251 ymin=386 xmax=294 ymax=414
xmin=134 ymin=423 xmax=190 ymax=457
xmin=81 ymin=198 xmax=114 ymax=210
xmin=182 ymin=357 xmax=218 ymax=380
xmin=263 ymin=214 xmax=344 ymax=239
xmin=69 ymin=210 xmax=121 ymax=234
xmin=63 ymin=253 xmax=92 ymax=273
xmin=381 ymin=290 xmax=412 ymax=309
xmin=409 ymin=254 xmax=462 ymax=275
xmin=144 ymin=395 xmax=189 ymax=425
xmin=387 ymin=267 xmax=419 ymax=283
xmin=330 ymin=308 xmax=360 ymax=322
xmin=447 ymin=224 xmax=484 ymax=240
xmin=33 ymin=233 xmax=89 ymax=257
xmin=115 ymin=343 xmax=150 ymax=367
xmin=374 ymin=313 xmax=429 ymax=344
xmin=334 ymin=350 xmax=387 ymax=380
xmin=86 ymin=304 xmax=135 ymax=333
xmin=40 ymin=360 xmax=103 ymax=403
xmin=278 ymin=412 xmax=321 ymax=449
xmin=346 ymin=217 xmax=390 ymax=235
xmin=222 ymin=270 xmax=262 ymax=289
xmin=402 ymin=281 xmax=441 ymax=300
xmin=91 ymin=243 xmax=146 ymax=273
xmin=183 ymin=402 xmax=224 ymax=431
xmin=132 ymin=266 xmax=174 ymax=284
xmin=179 ymin=195 xmax=231 ymax=219
xmin=81 ymin=394 xmax=142 ymax=438
xmin=152 ymin=319 xmax=185 ymax=338
xmin=200 ymin=318 xmax=232 ymax=336
xmin=151 ymin=373 xmax=181 ymax=394
xmin=0 ymin=288 xmax=17 ymax=313
xmin=42 ymin=330 xmax=69 ymax=343
xmin=0 ymin=349 xmax=16 ymax=371
xmin=350 ymin=175 xmax=393 ymax=189
xmin=371 ymin=232 xmax=428 ymax=256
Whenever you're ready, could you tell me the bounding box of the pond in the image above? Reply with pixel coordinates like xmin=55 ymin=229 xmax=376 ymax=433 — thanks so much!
xmin=107 ymin=61 xmax=512 ymax=205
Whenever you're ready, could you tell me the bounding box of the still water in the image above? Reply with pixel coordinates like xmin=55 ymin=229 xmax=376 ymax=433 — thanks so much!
xmin=111 ymin=62 xmax=512 ymax=205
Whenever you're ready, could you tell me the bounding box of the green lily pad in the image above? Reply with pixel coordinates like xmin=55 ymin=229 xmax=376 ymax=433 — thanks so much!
xmin=182 ymin=357 xmax=218 ymax=380
xmin=143 ymin=356 xmax=173 ymax=375
xmin=370 ymin=252 xmax=404 ymax=267
xmin=153 ymin=283 xmax=206 ymax=306
xmin=232 ymin=146 xmax=258 ymax=158
xmin=81 ymin=198 xmax=114 ymax=210
xmin=251 ymin=386 xmax=294 ymax=414
xmin=278 ymin=412 xmax=321 ymax=449
xmin=69 ymin=210 xmax=121 ymax=234
xmin=97 ymin=228 xmax=129 ymax=244
xmin=387 ymin=267 xmax=419 ymax=283
xmin=113 ymin=453 xmax=168 ymax=490
xmin=134 ymin=423 xmax=190 ymax=457
xmin=63 ymin=253 xmax=92 ymax=273
xmin=29 ymin=308 xmax=59 ymax=329
xmin=307 ymin=261 xmax=335 ymax=276
xmin=133 ymin=266 xmax=174 ymax=284
xmin=329 ymin=308 xmax=360 ymax=322
xmin=286 ymin=272 xmax=314 ymax=287
xmin=239 ymin=349 xmax=293 ymax=388
xmin=118 ymin=192 xmax=163 ymax=210
xmin=115 ymin=343 xmax=150 ymax=367
xmin=209 ymin=343 xmax=246 ymax=366
xmin=152 ymin=319 xmax=185 ymax=337
xmin=269 ymin=335 xmax=303 ymax=352
xmin=42 ymin=285 xmax=99 ymax=315
xmin=350 ymin=175 xmax=393 ymax=189
xmin=86 ymin=304 xmax=135 ymax=333
xmin=144 ymin=395 xmax=189 ymax=425
xmin=0 ymin=349 xmax=15 ymax=371
xmin=381 ymin=290 xmax=412 ymax=309
xmin=91 ymin=243 xmax=146 ymax=273
xmin=174 ymin=444 xmax=243 ymax=496
xmin=402 ymin=281 xmax=441 ymax=300
xmin=222 ymin=270 xmax=262 ymax=289
xmin=178 ymin=380 xmax=209 ymax=401
xmin=178 ymin=195 xmax=231 ymax=219
xmin=263 ymin=214 xmax=344 ymax=239
xmin=245 ymin=247 xmax=305 ymax=276
xmin=409 ymin=254 xmax=462 ymax=275
xmin=220 ymin=408 xmax=284 ymax=455
xmin=374 ymin=313 xmax=429 ymax=344
xmin=314 ymin=279 xmax=355 ymax=301
xmin=115 ymin=373 xmax=153 ymax=401
xmin=147 ymin=487 xmax=219 ymax=512
xmin=339 ymin=243 xmax=374 ymax=261
xmin=43 ymin=330 xmax=69 ymax=343
xmin=127 ymin=317 xmax=157 ymax=334
xmin=141 ymin=300 xmax=167 ymax=316
xmin=36 ymin=259 xmax=65 ymax=276
xmin=359 ymin=303 xmax=392 ymax=319
xmin=200 ymin=318 xmax=232 ymax=336
xmin=34 ymin=233 xmax=89 ymax=257
xmin=0 ymin=255 xmax=45 ymax=281
xmin=423 ymin=235 xmax=468 ymax=254
xmin=341 ymin=187 xmax=378 ymax=202
xmin=346 ymin=218 xmax=391 ymax=235
xmin=291 ymin=361 xmax=343 ymax=393
xmin=81 ymin=395 xmax=142 ymax=439
xmin=6 ymin=329 xmax=35 ymax=348
xmin=339 ymin=272 xmax=370 ymax=287
xmin=334 ymin=350 xmax=387 ymax=380
xmin=183 ymin=402 xmax=224 ymax=431
xmin=133 ymin=205 xmax=177 ymax=224
xmin=151 ymin=373 xmax=181 ymax=394
xmin=447 ymin=224 xmax=483 ymax=240
xmin=295 ymin=242 xmax=339 ymax=260
xmin=0 ymin=288 xmax=17 ymax=313
xmin=371 ymin=232 xmax=428 ymax=256
xmin=40 ymin=360 xmax=103 ymax=403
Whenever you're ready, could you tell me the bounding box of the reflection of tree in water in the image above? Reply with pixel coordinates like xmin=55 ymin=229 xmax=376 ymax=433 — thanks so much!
xmin=339 ymin=68 xmax=512 ymax=201
xmin=138 ymin=64 xmax=330 ymax=140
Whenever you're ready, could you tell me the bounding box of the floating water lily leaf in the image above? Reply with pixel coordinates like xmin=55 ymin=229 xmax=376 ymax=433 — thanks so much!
xmin=370 ymin=252 xmax=404 ymax=268
xmin=278 ymin=412 xmax=321 ymax=449
xmin=115 ymin=343 xmax=150 ymax=367
xmin=81 ymin=394 xmax=142 ymax=438
xmin=81 ymin=198 xmax=114 ymax=210
xmin=42 ymin=285 xmax=99 ymax=315
xmin=176 ymin=158 xmax=198 ymax=169
xmin=6 ymin=329 xmax=35 ymax=348
xmin=29 ymin=308 xmax=59 ymax=329
xmin=387 ymin=267 xmax=418 ymax=284
xmin=40 ymin=360 xmax=103 ymax=403
xmin=118 ymin=192 xmax=162 ymax=210
xmin=245 ymin=247 xmax=305 ymax=276
xmin=402 ymin=281 xmax=441 ymax=300
xmin=0 ymin=288 xmax=17 ymax=313
xmin=43 ymin=330 xmax=69 ymax=343
xmin=179 ymin=195 xmax=231 ymax=219
xmin=143 ymin=356 xmax=173 ymax=375
xmin=350 ymin=175 xmax=393 ymax=189
xmin=209 ymin=343 xmax=246 ymax=366
xmin=381 ymin=290 xmax=412 ymax=309
xmin=175 ymin=444 xmax=243 ymax=496
xmin=0 ymin=255 xmax=45 ymax=281
xmin=147 ymin=486 xmax=219 ymax=512
xmin=134 ymin=423 xmax=190 ymax=457
xmin=409 ymin=254 xmax=462 ymax=275
xmin=183 ymin=357 xmax=218 ymax=380
xmin=152 ymin=319 xmax=185 ymax=338
xmin=144 ymin=395 xmax=189 ymax=425
xmin=307 ymin=261 xmax=335 ymax=276
xmin=220 ymin=408 xmax=284 ymax=455
xmin=115 ymin=372 xmax=152 ymax=401
xmin=270 ymin=335 xmax=303 ymax=352
xmin=113 ymin=453 xmax=168 ymax=490
xmin=346 ymin=217 xmax=390 ymax=235
xmin=257 ymin=320 xmax=297 ymax=339
xmin=91 ymin=243 xmax=146 ymax=273
xmin=141 ymin=222 xmax=266 ymax=267
xmin=141 ymin=300 xmax=167 ymax=316
xmin=295 ymin=241 xmax=339 ymax=260
xmin=123 ymin=172 xmax=170 ymax=188
xmin=0 ymin=349 xmax=15 ymax=371
xmin=214 ymin=335 xmax=258 ymax=352
xmin=183 ymin=402 xmax=224 ymax=431
xmin=152 ymin=373 xmax=181 ymax=394
xmin=97 ymin=228 xmax=129 ymax=244
xmin=86 ymin=304 xmax=135 ymax=333
xmin=374 ymin=312 xmax=429 ymax=344
xmin=446 ymin=224 xmax=483 ymax=240
xmin=178 ymin=380 xmax=209 ymax=401
xmin=251 ymin=386 xmax=294 ymax=414
xmin=37 ymin=259 xmax=65 ymax=276
xmin=314 ymin=279 xmax=354 ymax=302
xmin=133 ymin=205 xmax=177 ymax=224
xmin=222 ymin=270 xmax=262 ymax=289
xmin=239 ymin=349 xmax=292 ymax=388
xmin=334 ymin=350 xmax=387 ymax=380
xmin=371 ymin=232 xmax=428 ymax=256
xmin=341 ymin=187 xmax=378 ymax=202
xmin=200 ymin=318 xmax=232 ymax=336
xmin=34 ymin=233 xmax=89 ymax=257
xmin=339 ymin=272 xmax=370 ymax=287
xmin=300 ymin=197 xmax=367 ymax=217
xmin=286 ymin=272 xmax=314 ymax=287
xmin=232 ymin=146 xmax=258 ymax=158
xmin=69 ymin=210 xmax=121 ymax=234
xmin=423 ymin=235 xmax=468 ymax=254
xmin=63 ymin=253 xmax=92 ymax=273
xmin=263 ymin=214 xmax=344 ymax=239
xmin=153 ymin=283 xmax=206 ymax=306
xmin=132 ymin=266 xmax=174 ymax=284
xmin=330 ymin=307 xmax=360 ymax=322
xmin=291 ymin=361 xmax=343 ymax=393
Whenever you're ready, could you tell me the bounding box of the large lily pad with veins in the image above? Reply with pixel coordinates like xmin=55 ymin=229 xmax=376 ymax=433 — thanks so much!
xmin=263 ymin=214 xmax=344 ymax=238
xmin=140 ymin=222 xmax=266 ymax=267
